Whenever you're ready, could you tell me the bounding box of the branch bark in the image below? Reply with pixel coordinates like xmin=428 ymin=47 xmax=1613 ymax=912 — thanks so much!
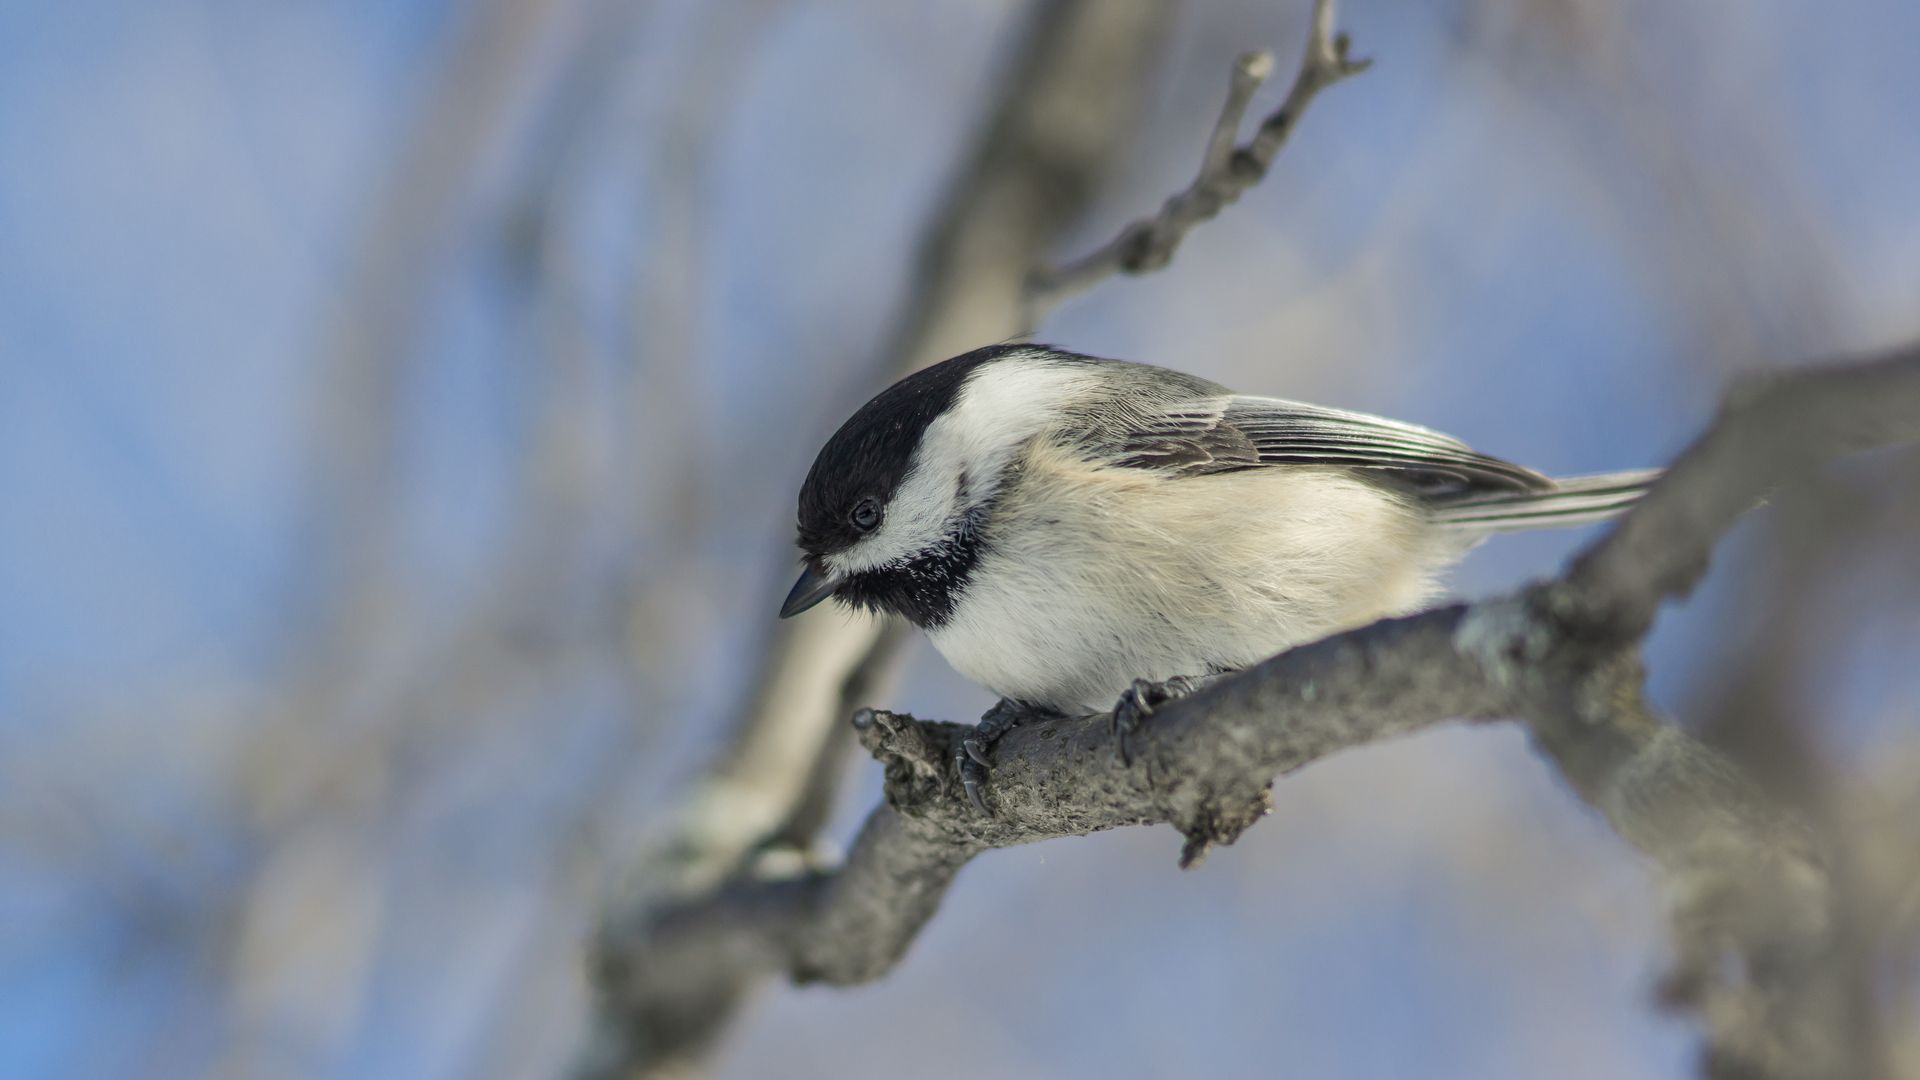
xmin=594 ymin=342 xmax=1920 ymax=1080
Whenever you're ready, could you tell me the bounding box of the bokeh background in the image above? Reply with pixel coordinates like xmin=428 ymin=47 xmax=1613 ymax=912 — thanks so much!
xmin=3 ymin=1 xmax=1918 ymax=1078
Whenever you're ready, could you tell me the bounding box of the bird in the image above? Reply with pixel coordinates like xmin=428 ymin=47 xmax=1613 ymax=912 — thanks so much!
xmin=780 ymin=344 xmax=1657 ymax=811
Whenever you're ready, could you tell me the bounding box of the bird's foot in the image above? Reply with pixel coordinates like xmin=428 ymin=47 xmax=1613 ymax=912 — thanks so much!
xmin=1112 ymin=675 xmax=1204 ymax=767
xmin=957 ymin=699 xmax=1054 ymax=815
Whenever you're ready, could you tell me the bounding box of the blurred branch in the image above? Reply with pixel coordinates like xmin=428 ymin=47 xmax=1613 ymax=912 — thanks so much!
xmin=1028 ymin=0 xmax=1371 ymax=307
xmin=1673 ymin=458 xmax=1920 ymax=1080
xmin=220 ymin=3 xmax=576 ymax=1076
xmin=1565 ymin=349 xmax=1920 ymax=638
xmin=574 ymin=3 xmax=1175 ymax=1076
xmin=676 ymin=0 xmax=1179 ymax=881
xmin=651 ymin=0 xmax=1376 ymax=897
xmin=301 ymin=0 xmax=570 ymax=635
xmin=594 ymin=342 xmax=1920 ymax=1080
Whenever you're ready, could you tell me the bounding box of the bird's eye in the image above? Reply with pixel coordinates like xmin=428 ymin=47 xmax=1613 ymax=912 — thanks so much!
xmin=849 ymin=497 xmax=881 ymax=532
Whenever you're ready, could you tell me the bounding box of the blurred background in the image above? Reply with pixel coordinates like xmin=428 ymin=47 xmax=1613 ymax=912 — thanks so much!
xmin=3 ymin=1 xmax=1918 ymax=1078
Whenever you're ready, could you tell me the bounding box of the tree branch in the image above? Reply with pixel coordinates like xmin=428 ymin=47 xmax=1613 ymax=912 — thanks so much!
xmin=1565 ymin=345 xmax=1920 ymax=638
xmin=1028 ymin=0 xmax=1372 ymax=307
xmin=592 ymin=341 xmax=1920 ymax=1080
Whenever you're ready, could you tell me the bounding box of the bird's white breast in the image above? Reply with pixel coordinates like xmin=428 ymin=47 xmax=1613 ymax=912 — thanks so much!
xmin=927 ymin=442 xmax=1461 ymax=712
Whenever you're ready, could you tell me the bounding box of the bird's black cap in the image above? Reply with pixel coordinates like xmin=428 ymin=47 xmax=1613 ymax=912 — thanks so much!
xmin=794 ymin=344 xmax=1025 ymax=560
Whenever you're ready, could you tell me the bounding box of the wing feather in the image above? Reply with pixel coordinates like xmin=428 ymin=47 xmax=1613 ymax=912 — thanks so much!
xmin=1108 ymin=395 xmax=1551 ymax=497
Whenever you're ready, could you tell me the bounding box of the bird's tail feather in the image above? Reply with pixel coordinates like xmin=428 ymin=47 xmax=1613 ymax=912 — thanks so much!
xmin=1430 ymin=469 xmax=1662 ymax=532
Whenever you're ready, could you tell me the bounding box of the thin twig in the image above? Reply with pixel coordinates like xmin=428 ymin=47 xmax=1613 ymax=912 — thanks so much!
xmin=1028 ymin=0 xmax=1371 ymax=307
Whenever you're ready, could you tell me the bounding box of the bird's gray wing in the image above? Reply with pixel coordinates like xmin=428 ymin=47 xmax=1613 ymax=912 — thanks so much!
xmin=1104 ymin=395 xmax=1551 ymax=497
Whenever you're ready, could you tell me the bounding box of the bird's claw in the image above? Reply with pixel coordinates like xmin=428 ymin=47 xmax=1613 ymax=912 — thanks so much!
xmin=963 ymin=738 xmax=993 ymax=768
xmin=1112 ymin=675 xmax=1200 ymax=767
xmin=956 ymin=735 xmax=999 ymax=815
xmin=954 ymin=699 xmax=1039 ymax=816
xmin=962 ymin=772 xmax=989 ymax=815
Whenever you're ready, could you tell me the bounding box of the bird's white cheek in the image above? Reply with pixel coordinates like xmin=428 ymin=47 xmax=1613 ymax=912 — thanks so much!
xmin=828 ymin=475 xmax=952 ymax=575
xmin=833 ymin=359 xmax=1095 ymax=576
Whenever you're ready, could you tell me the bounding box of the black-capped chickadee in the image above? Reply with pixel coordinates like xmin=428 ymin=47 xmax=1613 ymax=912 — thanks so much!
xmin=782 ymin=344 xmax=1656 ymax=810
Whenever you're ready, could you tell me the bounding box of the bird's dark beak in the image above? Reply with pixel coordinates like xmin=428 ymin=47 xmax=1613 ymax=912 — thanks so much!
xmin=780 ymin=561 xmax=840 ymax=618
